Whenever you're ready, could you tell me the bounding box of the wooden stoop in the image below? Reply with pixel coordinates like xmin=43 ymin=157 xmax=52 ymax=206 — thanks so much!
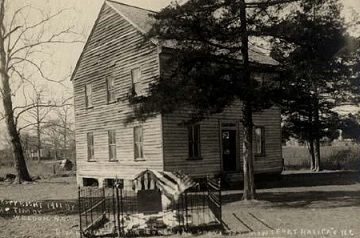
xmin=221 ymin=172 xmax=244 ymax=189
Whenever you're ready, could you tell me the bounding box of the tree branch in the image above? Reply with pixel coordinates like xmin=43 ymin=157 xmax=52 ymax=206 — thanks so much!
xmin=8 ymin=8 xmax=71 ymax=54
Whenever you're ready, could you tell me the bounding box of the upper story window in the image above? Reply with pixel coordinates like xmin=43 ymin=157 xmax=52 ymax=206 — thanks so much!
xmin=134 ymin=126 xmax=144 ymax=160
xmin=85 ymin=84 xmax=93 ymax=108
xmin=188 ymin=125 xmax=201 ymax=159
xmin=106 ymin=77 xmax=116 ymax=103
xmin=87 ymin=132 xmax=95 ymax=161
xmin=131 ymin=68 xmax=142 ymax=95
xmin=108 ymin=130 xmax=117 ymax=161
xmin=255 ymin=126 xmax=265 ymax=156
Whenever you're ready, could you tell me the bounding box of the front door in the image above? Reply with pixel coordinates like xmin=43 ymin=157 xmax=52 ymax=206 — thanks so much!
xmin=222 ymin=129 xmax=237 ymax=172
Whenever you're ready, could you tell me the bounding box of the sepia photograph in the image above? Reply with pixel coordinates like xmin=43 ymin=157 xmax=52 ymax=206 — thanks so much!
xmin=0 ymin=0 xmax=359 ymax=237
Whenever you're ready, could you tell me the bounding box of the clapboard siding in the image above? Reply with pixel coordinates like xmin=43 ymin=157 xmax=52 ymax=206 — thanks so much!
xmin=73 ymin=2 xmax=282 ymax=186
xmin=162 ymin=99 xmax=282 ymax=177
xmin=159 ymin=53 xmax=282 ymax=177
xmin=73 ymin=3 xmax=163 ymax=183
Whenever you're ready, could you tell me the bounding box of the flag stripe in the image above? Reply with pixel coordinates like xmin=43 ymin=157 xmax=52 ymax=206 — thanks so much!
xmin=132 ymin=170 xmax=197 ymax=201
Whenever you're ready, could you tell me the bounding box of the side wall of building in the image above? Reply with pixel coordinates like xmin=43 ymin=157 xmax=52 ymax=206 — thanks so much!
xmin=162 ymin=104 xmax=283 ymax=177
xmin=159 ymin=53 xmax=283 ymax=177
xmin=73 ymin=4 xmax=163 ymax=186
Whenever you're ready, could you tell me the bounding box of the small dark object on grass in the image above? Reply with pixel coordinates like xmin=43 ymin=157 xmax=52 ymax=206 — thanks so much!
xmin=32 ymin=176 xmax=41 ymax=181
xmin=0 ymin=177 xmax=4 ymax=182
xmin=59 ymin=159 xmax=73 ymax=171
xmin=5 ymin=173 xmax=16 ymax=181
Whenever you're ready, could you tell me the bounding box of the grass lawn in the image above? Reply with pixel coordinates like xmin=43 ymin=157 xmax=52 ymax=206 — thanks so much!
xmin=0 ymin=170 xmax=359 ymax=238
xmin=0 ymin=160 xmax=76 ymax=180
xmin=283 ymin=145 xmax=360 ymax=170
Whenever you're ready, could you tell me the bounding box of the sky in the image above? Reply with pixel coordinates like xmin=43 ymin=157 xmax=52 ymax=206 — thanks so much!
xmin=8 ymin=0 xmax=360 ymax=95
xmin=1 ymin=0 xmax=359 ymax=134
xmin=39 ymin=0 xmax=360 ymax=85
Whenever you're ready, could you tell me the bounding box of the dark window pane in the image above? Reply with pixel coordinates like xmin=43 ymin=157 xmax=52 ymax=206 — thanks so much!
xmin=87 ymin=132 xmax=94 ymax=161
xmin=134 ymin=126 xmax=143 ymax=159
xmin=188 ymin=125 xmax=201 ymax=158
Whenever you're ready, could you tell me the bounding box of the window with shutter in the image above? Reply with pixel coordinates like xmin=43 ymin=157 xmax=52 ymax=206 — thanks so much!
xmin=85 ymin=84 xmax=93 ymax=108
xmin=106 ymin=77 xmax=116 ymax=103
xmin=108 ymin=130 xmax=117 ymax=161
xmin=134 ymin=126 xmax=144 ymax=160
xmin=188 ymin=125 xmax=201 ymax=159
xmin=131 ymin=68 xmax=142 ymax=95
xmin=255 ymin=126 xmax=265 ymax=156
xmin=87 ymin=132 xmax=95 ymax=161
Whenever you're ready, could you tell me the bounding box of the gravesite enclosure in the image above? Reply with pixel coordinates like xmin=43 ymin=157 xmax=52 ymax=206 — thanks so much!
xmin=0 ymin=0 xmax=360 ymax=237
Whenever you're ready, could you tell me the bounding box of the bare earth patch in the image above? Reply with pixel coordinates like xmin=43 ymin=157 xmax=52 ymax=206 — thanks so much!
xmin=0 ymin=170 xmax=359 ymax=238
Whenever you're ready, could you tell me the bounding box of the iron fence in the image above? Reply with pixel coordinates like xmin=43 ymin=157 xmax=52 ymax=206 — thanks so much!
xmin=78 ymin=186 xmax=108 ymax=237
xmin=207 ymin=175 xmax=222 ymax=223
xmin=78 ymin=176 xmax=222 ymax=237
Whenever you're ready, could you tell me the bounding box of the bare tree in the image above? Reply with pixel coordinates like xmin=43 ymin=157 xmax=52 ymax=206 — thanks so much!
xmin=0 ymin=0 xmax=82 ymax=183
xmin=42 ymin=98 xmax=74 ymax=160
xmin=55 ymin=102 xmax=74 ymax=159
xmin=19 ymin=88 xmax=52 ymax=161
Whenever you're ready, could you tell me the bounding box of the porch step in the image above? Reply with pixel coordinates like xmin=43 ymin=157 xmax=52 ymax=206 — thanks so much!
xmin=221 ymin=172 xmax=243 ymax=189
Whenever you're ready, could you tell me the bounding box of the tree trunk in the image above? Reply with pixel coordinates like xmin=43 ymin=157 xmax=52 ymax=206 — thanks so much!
xmin=0 ymin=0 xmax=31 ymax=183
xmin=314 ymin=100 xmax=321 ymax=172
xmin=308 ymin=108 xmax=316 ymax=171
xmin=64 ymin=116 xmax=67 ymax=159
xmin=239 ymin=0 xmax=256 ymax=200
xmin=309 ymin=139 xmax=316 ymax=171
xmin=242 ymin=102 xmax=255 ymax=200
xmin=37 ymin=116 xmax=41 ymax=162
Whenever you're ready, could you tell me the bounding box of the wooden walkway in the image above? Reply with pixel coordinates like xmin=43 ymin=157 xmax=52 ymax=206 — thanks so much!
xmin=222 ymin=211 xmax=277 ymax=235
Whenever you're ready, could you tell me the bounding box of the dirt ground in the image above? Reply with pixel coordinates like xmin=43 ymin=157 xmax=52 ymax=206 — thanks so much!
xmin=0 ymin=170 xmax=359 ymax=238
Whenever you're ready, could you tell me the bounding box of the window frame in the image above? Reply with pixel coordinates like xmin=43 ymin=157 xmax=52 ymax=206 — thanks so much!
xmin=108 ymin=130 xmax=117 ymax=162
xmin=87 ymin=132 xmax=95 ymax=161
xmin=188 ymin=124 xmax=201 ymax=160
xmin=133 ymin=126 xmax=144 ymax=161
xmin=85 ymin=83 xmax=93 ymax=108
xmin=131 ymin=67 xmax=142 ymax=96
xmin=106 ymin=77 xmax=116 ymax=103
xmin=254 ymin=126 xmax=266 ymax=157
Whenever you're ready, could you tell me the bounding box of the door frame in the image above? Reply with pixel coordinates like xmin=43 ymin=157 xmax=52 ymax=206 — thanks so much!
xmin=219 ymin=121 xmax=240 ymax=172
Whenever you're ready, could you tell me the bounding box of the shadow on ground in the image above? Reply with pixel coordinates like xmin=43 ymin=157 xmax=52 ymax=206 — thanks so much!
xmin=222 ymin=170 xmax=360 ymax=208
xmin=256 ymin=170 xmax=360 ymax=189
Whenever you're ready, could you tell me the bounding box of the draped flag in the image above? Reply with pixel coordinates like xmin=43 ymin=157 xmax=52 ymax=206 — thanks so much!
xmin=132 ymin=169 xmax=197 ymax=202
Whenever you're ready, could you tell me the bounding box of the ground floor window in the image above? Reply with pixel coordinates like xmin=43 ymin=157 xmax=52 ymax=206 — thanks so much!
xmin=134 ymin=126 xmax=144 ymax=160
xmin=255 ymin=126 xmax=265 ymax=156
xmin=188 ymin=125 xmax=201 ymax=159
xmin=87 ymin=132 xmax=95 ymax=161
xmin=108 ymin=130 xmax=117 ymax=161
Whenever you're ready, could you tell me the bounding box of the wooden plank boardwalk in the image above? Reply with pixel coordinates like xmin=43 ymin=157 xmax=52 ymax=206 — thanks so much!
xmin=222 ymin=211 xmax=277 ymax=235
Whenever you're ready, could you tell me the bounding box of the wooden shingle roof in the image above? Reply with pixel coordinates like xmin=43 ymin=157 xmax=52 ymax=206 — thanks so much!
xmin=106 ymin=0 xmax=156 ymax=34
xmin=106 ymin=0 xmax=279 ymax=66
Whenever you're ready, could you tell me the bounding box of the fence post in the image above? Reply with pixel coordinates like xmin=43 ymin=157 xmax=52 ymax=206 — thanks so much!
xmin=116 ymin=186 xmax=121 ymax=238
xmin=103 ymin=186 xmax=106 ymax=219
xmin=90 ymin=188 xmax=93 ymax=229
xmin=85 ymin=188 xmax=88 ymax=229
xmin=120 ymin=184 xmax=124 ymax=236
xmin=184 ymin=192 xmax=188 ymax=231
xmin=218 ymin=178 xmax=222 ymax=221
xmin=78 ymin=187 xmax=83 ymax=238
xmin=112 ymin=186 xmax=116 ymax=235
xmin=177 ymin=199 xmax=181 ymax=232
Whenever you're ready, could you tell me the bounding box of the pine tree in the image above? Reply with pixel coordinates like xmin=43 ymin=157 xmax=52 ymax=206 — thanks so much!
xmin=263 ymin=0 xmax=360 ymax=171
xmin=129 ymin=0 xmax=286 ymax=199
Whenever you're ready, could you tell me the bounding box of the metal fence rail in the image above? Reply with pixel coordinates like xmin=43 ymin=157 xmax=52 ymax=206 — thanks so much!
xmin=78 ymin=186 xmax=107 ymax=238
xmin=78 ymin=176 xmax=222 ymax=237
xmin=207 ymin=176 xmax=222 ymax=223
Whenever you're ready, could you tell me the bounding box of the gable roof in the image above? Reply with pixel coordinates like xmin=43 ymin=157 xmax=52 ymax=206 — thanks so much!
xmin=105 ymin=0 xmax=279 ymax=66
xmin=71 ymin=0 xmax=279 ymax=81
xmin=106 ymin=0 xmax=156 ymax=34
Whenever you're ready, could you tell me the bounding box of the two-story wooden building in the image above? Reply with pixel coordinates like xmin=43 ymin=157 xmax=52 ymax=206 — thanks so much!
xmin=72 ymin=0 xmax=283 ymax=187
